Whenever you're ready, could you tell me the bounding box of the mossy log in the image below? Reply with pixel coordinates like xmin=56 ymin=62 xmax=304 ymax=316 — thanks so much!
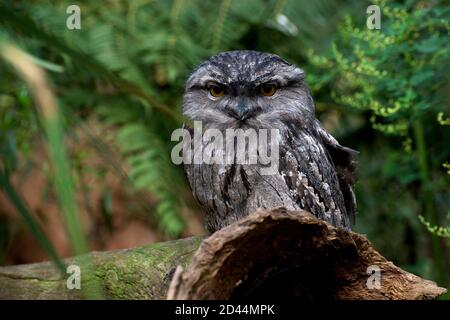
xmin=0 ymin=208 xmax=446 ymax=300
xmin=0 ymin=236 xmax=203 ymax=299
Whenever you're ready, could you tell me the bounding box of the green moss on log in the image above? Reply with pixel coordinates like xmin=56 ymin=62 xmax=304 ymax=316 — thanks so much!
xmin=0 ymin=236 xmax=203 ymax=299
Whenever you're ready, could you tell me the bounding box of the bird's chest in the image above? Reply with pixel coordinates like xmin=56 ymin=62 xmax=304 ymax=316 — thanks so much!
xmin=186 ymin=158 xmax=299 ymax=216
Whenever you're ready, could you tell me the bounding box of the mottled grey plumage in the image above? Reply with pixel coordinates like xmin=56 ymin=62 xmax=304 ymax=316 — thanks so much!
xmin=182 ymin=50 xmax=358 ymax=233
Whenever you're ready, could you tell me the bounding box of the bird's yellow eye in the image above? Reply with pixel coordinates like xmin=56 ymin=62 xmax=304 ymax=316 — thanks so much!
xmin=260 ymin=83 xmax=277 ymax=96
xmin=209 ymin=85 xmax=225 ymax=97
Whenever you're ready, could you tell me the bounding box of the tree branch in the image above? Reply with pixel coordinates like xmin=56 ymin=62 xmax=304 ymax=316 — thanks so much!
xmin=0 ymin=209 xmax=446 ymax=300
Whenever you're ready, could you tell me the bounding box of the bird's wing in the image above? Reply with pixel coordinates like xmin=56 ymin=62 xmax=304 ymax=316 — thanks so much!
xmin=278 ymin=127 xmax=351 ymax=229
xmin=316 ymin=122 xmax=358 ymax=223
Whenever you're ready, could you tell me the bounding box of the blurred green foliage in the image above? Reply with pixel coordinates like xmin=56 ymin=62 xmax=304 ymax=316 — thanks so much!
xmin=308 ymin=0 xmax=450 ymax=285
xmin=0 ymin=0 xmax=359 ymax=237
xmin=0 ymin=0 xmax=448 ymax=292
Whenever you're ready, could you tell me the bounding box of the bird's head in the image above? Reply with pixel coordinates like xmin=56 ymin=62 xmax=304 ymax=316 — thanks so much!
xmin=182 ymin=50 xmax=315 ymax=131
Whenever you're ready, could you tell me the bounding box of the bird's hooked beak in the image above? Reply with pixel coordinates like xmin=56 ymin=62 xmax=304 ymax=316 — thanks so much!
xmin=237 ymin=100 xmax=251 ymax=121
xmin=227 ymin=99 xmax=261 ymax=122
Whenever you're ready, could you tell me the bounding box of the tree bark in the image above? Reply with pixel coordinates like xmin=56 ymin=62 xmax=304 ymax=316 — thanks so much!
xmin=0 ymin=236 xmax=203 ymax=299
xmin=0 ymin=208 xmax=446 ymax=300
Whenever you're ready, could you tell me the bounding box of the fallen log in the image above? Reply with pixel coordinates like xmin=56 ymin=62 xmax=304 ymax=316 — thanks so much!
xmin=168 ymin=208 xmax=447 ymax=299
xmin=0 ymin=208 xmax=446 ymax=299
xmin=0 ymin=236 xmax=203 ymax=299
